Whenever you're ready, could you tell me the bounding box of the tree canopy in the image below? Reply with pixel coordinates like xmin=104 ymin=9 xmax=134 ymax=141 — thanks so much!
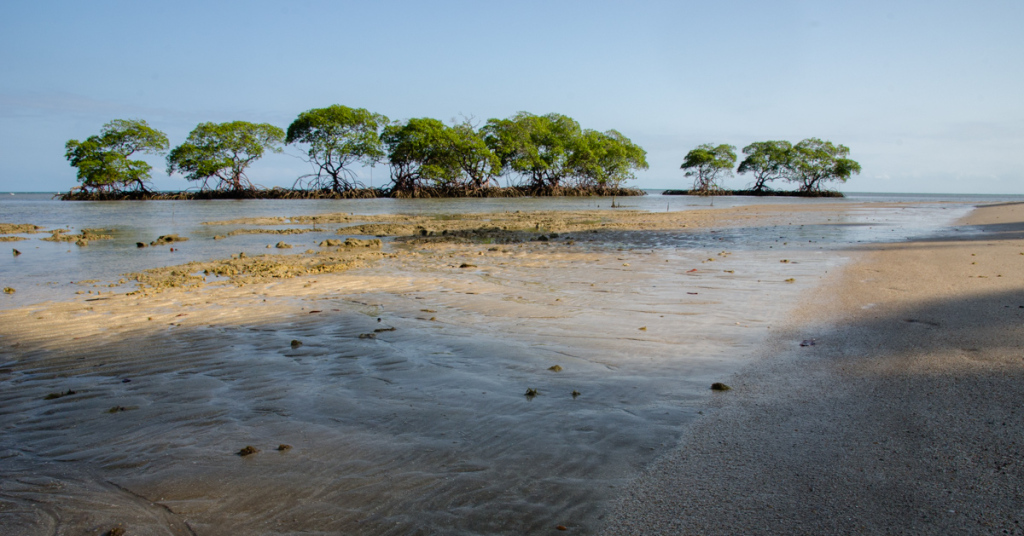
xmin=680 ymin=144 xmax=737 ymax=193
xmin=482 ymin=112 xmax=581 ymax=188
xmin=737 ymin=141 xmax=793 ymax=192
xmin=64 ymin=119 xmax=169 ymax=193
xmin=381 ymin=118 xmax=460 ymax=192
xmin=569 ymin=129 xmax=649 ymax=188
xmin=166 ymin=121 xmax=285 ymax=192
xmin=63 ymin=109 xmax=648 ymax=198
xmin=285 ymin=105 xmax=388 ymax=192
xmin=789 ymin=138 xmax=861 ymax=193
xmin=380 ymin=113 xmax=645 ymax=193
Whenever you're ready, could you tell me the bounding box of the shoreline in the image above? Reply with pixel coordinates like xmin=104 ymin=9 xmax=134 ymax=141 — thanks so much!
xmin=0 ymin=201 xmax=996 ymax=534
xmin=599 ymin=202 xmax=1024 ymax=534
xmin=55 ymin=185 xmax=647 ymax=201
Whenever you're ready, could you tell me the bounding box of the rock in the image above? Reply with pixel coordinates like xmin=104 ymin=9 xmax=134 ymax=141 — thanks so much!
xmin=150 ymin=234 xmax=188 ymax=246
xmin=800 ymin=339 xmax=816 ymax=347
xmin=344 ymin=238 xmax=382 ymax=248
xmin=556 ymin=525 xmax=568 ymax=531
xmin=711 ymin=382 xmax=731 ymax=391
xmin=136 ymin=242 xmax=147 ymax=248
xmin=571 ymin=390 xmax=581 ymax=398
xmin=12 ymin=249 xmax=21 ymax=256
xmin=359 ymin=333 xmax=377 ymax=339
xmin=277 ymin=444 xmax=292 ymax=451
xmin=548 ymin=365 xmax=563 ymax=372
xmin=237 ymin=446 xmax=259 ymax=456
xmin=525 ymin=388 xmax=539 ymax=397
xmin=459 ymin=263 xmax=477 ymax=268
xmin=290 ymin=340 xmax=302 ymax=348
xmin=275 ymin=241 xmax=292 ymax=249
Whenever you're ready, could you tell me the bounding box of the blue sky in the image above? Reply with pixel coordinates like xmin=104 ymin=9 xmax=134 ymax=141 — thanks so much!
xmin=1 ymin=0 xmax=1021 ymax=193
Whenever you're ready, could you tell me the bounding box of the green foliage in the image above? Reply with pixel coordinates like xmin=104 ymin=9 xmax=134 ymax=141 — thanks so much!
xmin=569 ymin=129 xmax=649 ymax=187
xmin=166 ymin=121 xmax=285 ymax=192
xmin=482 ymin=112 xmax=582 ymax=188
xmin=381 ymin=118 xmax=502 ymax=191
xmin=481 ymin=112 xmax=646 ymax=189
xmin=285 ymin=105 xmax=388 ymax=192
xmin=445 ymin=120 xmax=502 ymax=189
xmin=64 ymin=119 xmax=169 ymax=193
xmin=789 ymin=138 xmax=861 ymax=193
xmin=381 ymin=118 xmax=458 ymax=191
xmin=680 ymin=144 xmax=737 ymax=193
xmin=737 ymin=141 xmax=793 ymax=192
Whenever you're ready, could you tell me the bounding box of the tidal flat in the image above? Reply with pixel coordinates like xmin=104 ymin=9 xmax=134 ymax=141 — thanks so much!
xmin=0 ymin=196 xmax=1000 ymax=534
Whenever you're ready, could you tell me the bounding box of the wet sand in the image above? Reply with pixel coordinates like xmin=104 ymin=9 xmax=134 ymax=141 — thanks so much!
xmin=0 ymin=202 xmax=983 ymax=535
xmin=600 ymin=202 xmax=1024 ymax=535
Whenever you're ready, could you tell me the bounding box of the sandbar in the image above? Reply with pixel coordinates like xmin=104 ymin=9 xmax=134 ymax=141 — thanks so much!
xmin=600 ymin=202 xmax=1024 ymax=534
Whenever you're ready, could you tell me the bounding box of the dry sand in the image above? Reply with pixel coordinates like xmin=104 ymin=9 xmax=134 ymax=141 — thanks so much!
xmin=600 ymin=202 xmax=1024 ymax=535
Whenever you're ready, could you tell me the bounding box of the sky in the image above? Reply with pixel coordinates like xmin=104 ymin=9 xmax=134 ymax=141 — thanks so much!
xmin=1 ymin=0 xmax=1021 ymax=194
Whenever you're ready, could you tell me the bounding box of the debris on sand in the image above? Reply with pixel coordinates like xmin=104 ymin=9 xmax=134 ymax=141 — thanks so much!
xmin=150 ymin=234 xmax=188 ymax=246
xmin=710 ymin=382 xmax=731 ymax=391
xmin=12 ymin=248 xmax=21 ymax=256
xmin=548 ymin=365 xmax=563 ymax=372
xmin=277 ymin=444 xmax=292 ymax=451
xmin=320 ymin=238 xmax=382 ymax=248
xmin=237 ymin=446 xmax=260 ymax=457
xmin=290 ymin=339 xmax=303 ymax=348
xmin=3 ymin=287 xmax=14 ymax=294
xmin=571 ymin=390 xmax=581 ymax=398
xmin=44 ymin=389 xmax=77 ymax=400
xmin=525 ymin=388 xmax=539 ymax=398
xmin=800 ymin=339 xmax=816 ymax=347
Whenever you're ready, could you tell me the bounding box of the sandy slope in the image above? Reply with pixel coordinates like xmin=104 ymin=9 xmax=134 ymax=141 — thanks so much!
xmin=600 ymin=202 xmax=1024 ymax=535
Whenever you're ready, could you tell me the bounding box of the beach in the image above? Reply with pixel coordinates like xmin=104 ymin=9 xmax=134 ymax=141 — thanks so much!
xmin=601 ymin=202 xmax=1024 ymax=535
xmin=0 ymin=198 xmax=1017 ymax=534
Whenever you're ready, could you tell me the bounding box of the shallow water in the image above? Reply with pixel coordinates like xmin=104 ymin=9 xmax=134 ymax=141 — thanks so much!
xmin=0 ymin=193 xmax=1018 ymax=534
xmin=0 ymin=191 xmax=1015 ymax=307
